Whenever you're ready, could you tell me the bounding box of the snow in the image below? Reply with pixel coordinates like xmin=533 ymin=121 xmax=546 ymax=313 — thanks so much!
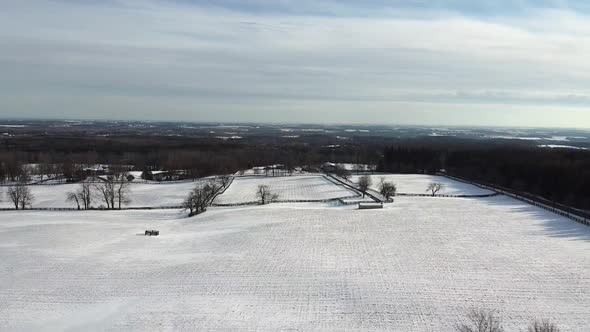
xmin=351 ymin=174 xmax=494 ymax=196
xmin=485 ymin=135 xmax=572 ymax=142
xmin=0 ymin=181 xmax=201 ymax=208
xmin=539 ymin=144 xmax=588 ymax=150
xmin=1 ymin=196 xmax=589 ymax=330
xmin=334 ymin=163 xmax=376 ymax=171
xmin=214 ymin=175 xmax=356 ymax=204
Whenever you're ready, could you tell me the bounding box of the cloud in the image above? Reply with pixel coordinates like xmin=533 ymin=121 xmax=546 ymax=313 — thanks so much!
xmin=0 ymin=0 xmax=589 ymax=127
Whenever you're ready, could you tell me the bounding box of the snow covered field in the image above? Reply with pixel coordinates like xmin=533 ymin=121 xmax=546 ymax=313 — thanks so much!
xmin=214 ymin=175 xmax=356 ymax=204
xmin=1 ymin=196 xmax=589 ymax=331
xmin=0 ymin=181 xmax=200 ymax=209
xmin=351 ymin=174 xmax=494 ymax=196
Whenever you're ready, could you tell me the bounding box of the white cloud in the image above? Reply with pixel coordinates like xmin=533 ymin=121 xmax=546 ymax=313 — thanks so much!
xmin=0 ymin=0 xmax=589 ymax=127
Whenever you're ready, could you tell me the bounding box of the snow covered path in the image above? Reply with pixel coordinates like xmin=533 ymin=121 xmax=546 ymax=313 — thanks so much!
xmin=1 ymin=197 xmax=589 ymax=331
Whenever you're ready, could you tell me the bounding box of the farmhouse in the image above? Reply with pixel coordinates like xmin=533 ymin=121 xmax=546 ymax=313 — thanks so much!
xmin=321 ymin=162 xmax=337 ymax=173
xmin=83 ymin=165 xmax=108 ymax=176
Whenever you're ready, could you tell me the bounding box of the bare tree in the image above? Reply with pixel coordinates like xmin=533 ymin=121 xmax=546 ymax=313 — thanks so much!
xmin=78 ymin=182 xmax=92 ymax=210
xmin=16 ymin=166 xmax=31 ymax=184
xmin=427 ymin=182 xmax=443 ymax=196
xmin=528 ymin=319 xmax=560 ymax=332
xmin=353 ymin=163 xmax=366 ymax=175
xmin=38 ymin=162 xmax=53 ymax=181
xmin=218 ymin=175 xmax=232 ymax=189
xmin=66 ymin=191 xmax=81 ymax=210
xmin=93 ymin=180 xmax=115 ymax=209
xmin=455 ymin=308 xmax=504 ymax=332
xmin=334 ymin=165 xmax=352 ymax=182
xmin=7 ymin=183 xmax=34 ymax=210
xmin=358 ymin=175 xmax=372 ymax=198
xmin=256 ymin=185 xmax=278 ymax=205
xmin=141 ymin=170 xmax=153 ymax=181
xmin=114 ymin=177 xmax=131 ymax=209
xmin=183 ymin=180 xmax=220 ymax=216
xmin=183 ymin=190 xmax=198 ymax=216
xmin=378 ymin=178 xmax=397 ymax=201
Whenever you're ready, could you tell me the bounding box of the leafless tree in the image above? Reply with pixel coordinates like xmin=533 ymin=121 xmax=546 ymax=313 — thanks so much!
xmin=528 ymin=319 xmax=560 ymax=332
xmin=256 ymin=185 xmax=278 ymax=205
xmin=93 ymin=180 xmax=115 ymax=209
xmin=358 ymin=175 xmax=372 ymax=197
xmin=114 ymin=176 xmax=131 ymax=209
xmin=218 ymin=175 xmax=232 ymax=189
xmin=7 ymin=183 xmax=34 ymax=210
xmin=66 ymin=191 xmax=81 ymax=210
xmin=109 ymin=164 xmax=126 ymax=178
xmin=38 ymin=162 xmax=54 ymax=181
xmin=334 ymin=165 xmax=351 ymax=181
xmin=78 ymin=182 xmax=92 ymax=209
xmin=427 ymin=182 xmax=443 ymax=196
xmin=183 ymin=180 xmax=220 ymax=216
xmin=353 ymin=163 xmax=366 ymax=174
xmin=141 ymin=170 xmax=153 ymax=181
xmin=455 ymin=308 xmax=504 ymax=332
xmin=16 ymin=167 xmax=31 ymax=184
xmin=378 ymin=178 xmax=397 ymax=201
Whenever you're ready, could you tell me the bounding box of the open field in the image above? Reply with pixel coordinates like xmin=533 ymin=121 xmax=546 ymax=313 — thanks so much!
xmin=351 ymin=174 xmax=494 ymax=196
xmin=1 ymin=194 xmax=589 ymax=330
xmin=214 ymin=175 xmax=356 ymax=204
xmin=0 ymin=181 xmax=200 ymax=209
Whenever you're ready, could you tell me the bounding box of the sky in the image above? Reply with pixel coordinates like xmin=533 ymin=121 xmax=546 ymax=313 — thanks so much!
xmin=1 ymin=0 xmax=590 ymax=128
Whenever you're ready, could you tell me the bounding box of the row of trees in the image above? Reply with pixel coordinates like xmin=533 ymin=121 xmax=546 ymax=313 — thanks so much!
xmin=0 ymin=159 xmax=89 ymax=183
xmin=1 ymin=134 xmax=383 ymax=184
xmin=182 ymin=180 xmax=279 ymax=217
xmin=4 ymin=182 xmax=34 ymax=209
xmin=0 ymin=175 xmax=133 ymax=210
xmin=456 ymin=308 xmax=560 ymax=332
xmin=336 ymin=173 xmax=398 ymax=201
xmin=65 ymin=177 xmax=131 ymax=210
xmin=378 ymin=145 xmax=590 ymax=211
xmin=342 ymin=173 xmax=443 ymax=200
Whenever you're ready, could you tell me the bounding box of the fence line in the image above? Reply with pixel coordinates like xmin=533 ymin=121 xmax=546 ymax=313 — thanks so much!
xmin=0 ymin=206 xmax=184 ymax=212
xmin=396 ymin=192 xmax=501 ymax=198
xmin=324 ymin=174 xmax=384 ymax=203
xmin=0 ymin=176 xmax=235 ymax=213
xmin=441 ymin=174 xmax=589 ymax=227
xmin=212 ymin=195 xmax=361 ymax=207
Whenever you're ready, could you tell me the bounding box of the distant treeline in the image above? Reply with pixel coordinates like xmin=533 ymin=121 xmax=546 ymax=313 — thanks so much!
xmin=2 ymin=134 xmax=589 ymax=211
xmin=0 ymin=135 xmax=381 ymax=180
xmin=378 ymin=146 xmax=590 ymax=211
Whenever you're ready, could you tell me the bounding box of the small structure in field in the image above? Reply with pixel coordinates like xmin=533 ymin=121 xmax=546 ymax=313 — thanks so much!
xmin=358 ymin=202 xmax=383 ymax=210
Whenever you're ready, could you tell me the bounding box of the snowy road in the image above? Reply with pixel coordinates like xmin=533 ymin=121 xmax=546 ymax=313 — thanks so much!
xmin=1 ymin=196 xmax=589 ymax=331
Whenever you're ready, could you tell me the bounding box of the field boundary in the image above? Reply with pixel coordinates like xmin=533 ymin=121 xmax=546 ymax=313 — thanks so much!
xmin=212 ymin=195 xmax=361 ymax=207
xmin=396 ymin=192 xmax=500 ymax=198
xmin=441 ymin=173 xmax=590 ymax=227
xmin=0 ymin=206 xmax=184 ymax=212
xmin=0 ymin=175 xmax=234 ymax=212
xmin=324 ymin=174 xmax=383 ymax=203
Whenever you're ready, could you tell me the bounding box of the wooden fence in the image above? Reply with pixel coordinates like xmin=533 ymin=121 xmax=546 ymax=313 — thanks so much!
xmin=325 ymin=174 xmax=384 ymax=203
xmin=441 ymin=174 xmax=590 ymax=227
